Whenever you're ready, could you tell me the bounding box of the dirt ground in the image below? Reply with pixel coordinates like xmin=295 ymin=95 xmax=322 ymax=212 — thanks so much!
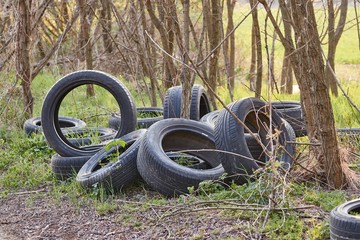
xmin=0 ymin=187 xmax=257 ymax=240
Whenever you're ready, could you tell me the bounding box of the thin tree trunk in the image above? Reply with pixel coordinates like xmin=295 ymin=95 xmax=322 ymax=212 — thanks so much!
xmin=250 ymin=0 xmax=262 ymax=98
xmin=15 ymin=0 xmax=33 ymax=117
xmin=180 ymin=0 xmax=192 ymax=119
xmin=223 ymin=0 xmax=236 ymax=102
xmin=145 ymin=0 xmax=177 ymax=89
xmin=326 ymin=0 xmax=348 ymax=96
xmin=100 ymin=0 xmax=113 ymax=53
xmin=249 ymin=23 xmax=257 ymax=91
xmin=77 ymin=0 xmax=95 ymax=97
xmin=279 ymin=0 xmax=293 ymax=94
xmin=205 ymin=0 xmax=221 ymax=110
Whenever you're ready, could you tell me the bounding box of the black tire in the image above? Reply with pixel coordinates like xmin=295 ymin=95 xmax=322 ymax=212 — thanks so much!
xmin=200 ymin=110 xmax=220 ymax=129
xmin=76 ymin=129 xmax=147 ymax=191
xmin=190 ymin=84 xmax=211 ymax=120
xmin=51 ymin=154 xmax=92 ymax=180
xmin=330 ymin=199 xmax=360 ymax=239
xmin=23 ymin=116 xmax=86 ymax=136
xmin=137 ymin=119 xmax=224 ymax=197
xmin=109 ymin=107 xmax=163 ymax=129
xmin=163 ymin=84 xmax=211 ymax=120
xmin=271 ymin=101 xmax=307 ymax=137
xmin=41 ymin=70 xmax=137 ymax=157
xmin=163 ymin=86 xmax=182 ymax=119
xmin=214 ymin=97 xmax=295 ymax=184
xmin=336 ymin=128 xmax=360 ymax=135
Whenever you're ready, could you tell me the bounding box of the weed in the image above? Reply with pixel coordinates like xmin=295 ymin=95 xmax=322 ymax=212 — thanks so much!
xmin=306 ymin=220 xmax=330 ymax=240
xmin=303 ymin=189 xmax=346 ymax=212
xmin=263 ymin=213 xmax=304 ymax=240
xmin=94 ymin=200 xmax=118 ymax=215
xmin=0 ymin=133 xmax=53 ymax=190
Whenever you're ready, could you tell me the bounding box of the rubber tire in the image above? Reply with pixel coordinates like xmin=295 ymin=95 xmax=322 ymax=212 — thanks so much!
xmin=41 ymin=70 xmax=137 ymax=157
xmin=330 ymin=199 xmax=360 ymax=239
xmin=23 ymin=116 xmax=86 ymax=136
xmin=214 ymin=97 xmax=294 ymax=184
xmin=271 ymin=101 xmax=307 ymax=137
xmin=76 ymin=129 xmax=147 ymax=191
xmin=163 ymin=84 xmax=211 ymax=120
xmin=336 ymin=128 xmax=360 ymax=135
xmin=136 ymin=118 xmax=224 ymax=197
xmin=109 ymin=107 xmax=163 ymax=129
xmin=190 ymin=84 xmax=211 ymax=120
xmin=200 ymin=110 xmax=220 ymax=129
xmin=51 ymin=154 xmax=91 ymax=180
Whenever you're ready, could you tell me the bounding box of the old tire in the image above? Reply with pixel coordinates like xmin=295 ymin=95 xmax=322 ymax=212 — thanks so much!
xmin=136 ymin=118 xmax=224 ymax=197
xmin=109 ymin=107 xmax=163 ymax=129
xmin=214 ymin=97 xmax=295 ymax=184
xmin=200 ymin=110 xmax=220 ymax=129
xmin=23 ymin=116 xmax=86 ymax=136
xmin=76 ymin=129 xmax=147 ymax=191
xmin=41 ymin=70 xmax=137 ymax=157
xmin=330 ymin=199 xmax=360 ymax=239
xmin=163 ymin=84 xmax=211 ymax=120
xmin=271 ymin=101 xmax=306 ymax=137
xmin=51 ymin=154 xmax=92 ymax=180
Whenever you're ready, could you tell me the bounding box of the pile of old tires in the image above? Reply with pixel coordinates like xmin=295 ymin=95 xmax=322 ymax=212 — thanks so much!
xmin=32 ymin=70 xmax=303 ymax=197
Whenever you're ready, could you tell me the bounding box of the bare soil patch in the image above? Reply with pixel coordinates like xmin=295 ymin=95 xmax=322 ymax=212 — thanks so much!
xmin=0 ymin=187 xmax=256 ymax=240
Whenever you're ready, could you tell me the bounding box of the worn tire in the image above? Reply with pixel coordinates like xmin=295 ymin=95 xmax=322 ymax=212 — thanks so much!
xmin=163 ymin=84 xmax=211 ymax=120
xmin=336 ymin=128 xmax=360 ymax=135
xmin=109 ymin=107 xmax=163 ymax=129
xmin=214 ymin=97 xmax=294 ymax=184
xmin=137 ymin=119 xmax=224 ymax=197
xmin=41 ymin=70 xmax=137 ymax=157
xmin=271 ymin=101 xmax=306 ymax=137
xmin=23 ymin=116 xmax=86 ymax=136
xmin=330 ymin=199 xmax=360 ymax=239
xmin=51 ymin=154 xmax=92 ymax=180
xmin=200 ymin=110 xmax=220 ymax=129
xmin=76 ymin=129 xmax=147 ymax=191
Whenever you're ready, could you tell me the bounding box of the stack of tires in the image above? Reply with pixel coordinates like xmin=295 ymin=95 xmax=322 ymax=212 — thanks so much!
xmin=36 ymin=70 xmax=301 ymax=197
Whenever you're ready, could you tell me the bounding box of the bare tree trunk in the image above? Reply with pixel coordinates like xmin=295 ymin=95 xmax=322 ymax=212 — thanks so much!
xmin=223 ymin=0 xmax=236 ymax=102
xmin=204 ymin=0 xmax=221 ymax=110
xmin=180 ymin=0 xmax=192 ymax=119
xmin=100 ymin=0 xmax=112 ymax=53
xmin=263 ymin=0 xmax=345 ymax=188
xmin=145 ymin=0 xmax=177 ymax=89
xmin=326 ymin=0 xmax=348 ymax=96
xmin=249 ymin=23 xmax=257 ymax=91
xmin=77 ymin=0 xmax=95 ymax=97
xmin=250 ymin=0 xmax=262 ymax=98
xmin=135 ymin=0 xmax=159 ymax=106
xmin=279 ymin=0 xmax=293 ymax=94
xmin=15 ymin=0 xmax=33 ymax=117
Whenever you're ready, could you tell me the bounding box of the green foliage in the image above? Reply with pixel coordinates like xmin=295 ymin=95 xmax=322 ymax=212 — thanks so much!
xmin=303 ymin=190 xmax=346 ymax=212
xmin=306 ymin=220 xmax=330 ymax=240
xmin=0 ymin=133 xmax=54 ymax=190
xmin=263 ymin=213 xmax=304 ymax=240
